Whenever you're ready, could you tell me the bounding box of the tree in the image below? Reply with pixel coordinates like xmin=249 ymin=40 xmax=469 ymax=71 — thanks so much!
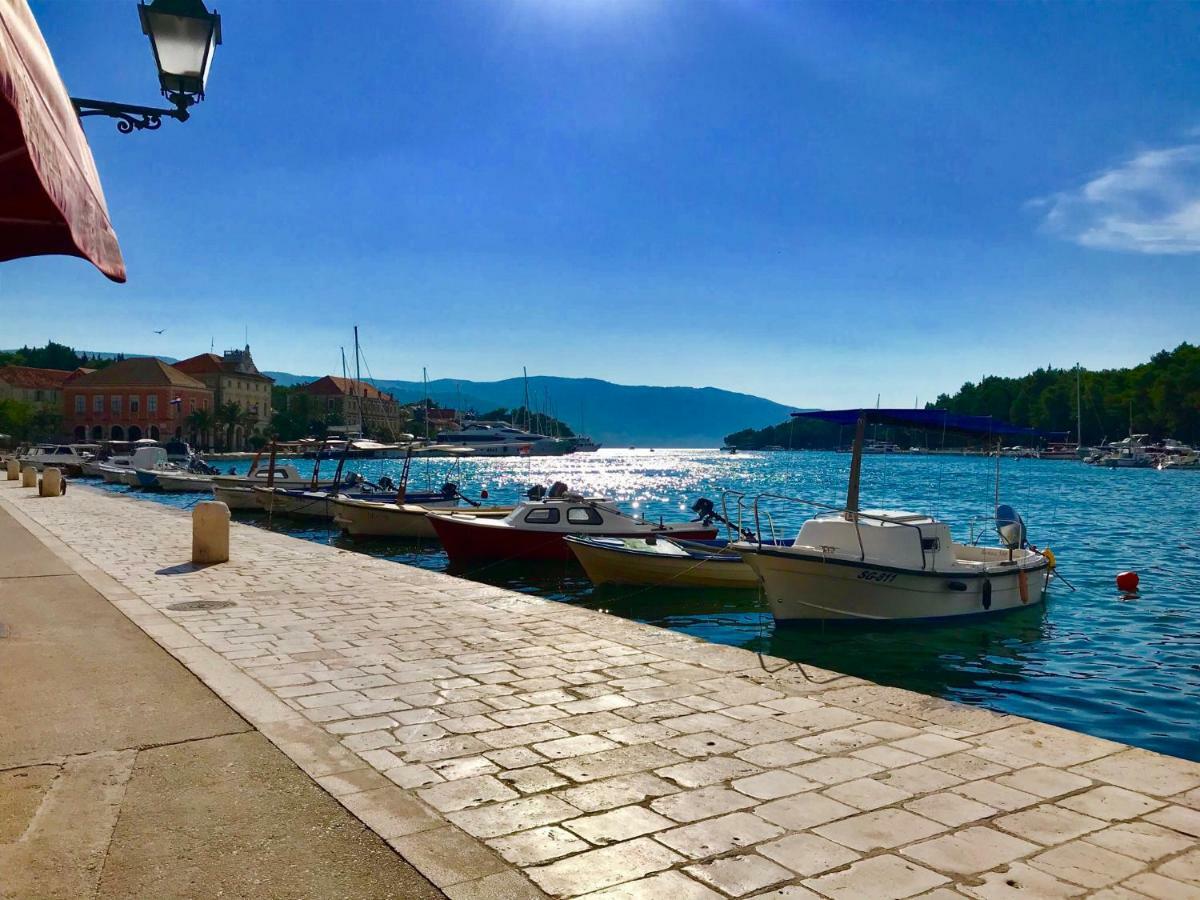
xmin=215 ymin=402 xmax=242 ymax=452
xmin=186 ymin=408 xmax=216 ymax=450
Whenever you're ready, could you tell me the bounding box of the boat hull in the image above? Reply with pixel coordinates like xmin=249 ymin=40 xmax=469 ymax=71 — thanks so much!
xmin=331 ymin=500 xmax=513 ymax=539
xmin=257 ymin=490 xmax=459 ymax=521
xmin=740 ymin=549 xmax=1050 ymax=622
xmin=431 ymin=516 xmax=719 ymax=563
xmin=155 ymin=473 xmax=214 ymax=492
xmin=567 ymin=537 xmax=757 ymax=589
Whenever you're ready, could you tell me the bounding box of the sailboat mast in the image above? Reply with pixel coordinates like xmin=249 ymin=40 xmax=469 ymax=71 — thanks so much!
xmin=1076 ymin=364 xmax=1082 ymax=448
xmin=353 ymin=325 xmax=364 ymax=435
xmin=423 ymin=367 xmax=430 ymax=442
xmin=523 ymin=367 xmax=531 ymax=432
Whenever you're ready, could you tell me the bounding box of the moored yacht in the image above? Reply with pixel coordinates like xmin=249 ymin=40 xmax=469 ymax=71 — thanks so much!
xmin=435 ymin=421 xmax=571 ymax=456
xmin=19 ymin=444 xmax=92 ymax=476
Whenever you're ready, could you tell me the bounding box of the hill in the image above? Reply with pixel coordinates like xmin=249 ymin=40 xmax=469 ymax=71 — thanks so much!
xmin=265 ymin=372 xmax=796 ymax=447
xmin=727 ymin=343 xmax=1200 ymax=449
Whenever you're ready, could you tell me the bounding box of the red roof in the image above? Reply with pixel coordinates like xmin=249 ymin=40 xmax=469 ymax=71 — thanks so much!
xmin=174 ymin=353 xmax=225 ymax=375
xmin=299 ymin=375 xmax=395 ymax=401
xmin=0 ymin=2 xmax=125 ymax=281
xmin=67 ymin=357 xmax=208 ymax=390
xmin=0 ymin=365 xmax=74 ymax=389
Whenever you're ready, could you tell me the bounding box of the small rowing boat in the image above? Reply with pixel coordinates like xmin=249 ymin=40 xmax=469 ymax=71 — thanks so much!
xmin=566 ymin=535 xmax=761 ymax=589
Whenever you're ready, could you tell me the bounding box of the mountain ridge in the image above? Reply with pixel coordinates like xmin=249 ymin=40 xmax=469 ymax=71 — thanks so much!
xmin=266 ymin=371 xmax=796 ymax=447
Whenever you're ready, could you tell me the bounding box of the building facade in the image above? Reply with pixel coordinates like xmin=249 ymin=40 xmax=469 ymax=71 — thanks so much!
xmin=292 ymin=376 xmax=408 ymax=438
xmin=62 ymin=358 xmax=213 ymax=443
xmin=0 ymin=365 xmax=81 ymax=413
xmin=174 ymin=345 xmax=274 ymax=450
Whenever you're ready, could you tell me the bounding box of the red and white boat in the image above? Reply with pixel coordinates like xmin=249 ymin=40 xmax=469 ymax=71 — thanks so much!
xmin=429 ymin=492 xmax=720 ymax=563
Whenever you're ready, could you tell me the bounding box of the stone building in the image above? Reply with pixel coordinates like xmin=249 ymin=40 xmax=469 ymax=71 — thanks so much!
xmin=292 ymin=376 xmax=408 ymax=438
xmin=0 ymin=365 xmax=82 ymax=413
xmin=174 ymin=345 xmax=274 ymax=450
xmin=62 ymin=358 xmax=213 ymax=443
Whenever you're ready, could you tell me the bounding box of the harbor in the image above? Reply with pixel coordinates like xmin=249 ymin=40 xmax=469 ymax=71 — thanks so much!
xmin=3 ymin=475 xmax=1198 ymax=898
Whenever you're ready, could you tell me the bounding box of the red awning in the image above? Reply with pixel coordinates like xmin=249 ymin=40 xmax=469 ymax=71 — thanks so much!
xmin=0 ymin=0 xmax=126 ymax=282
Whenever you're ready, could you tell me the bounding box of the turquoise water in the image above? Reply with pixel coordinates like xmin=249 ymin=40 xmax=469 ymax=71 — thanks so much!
xmin=89 ymin=449 xmax=1200 ymax=761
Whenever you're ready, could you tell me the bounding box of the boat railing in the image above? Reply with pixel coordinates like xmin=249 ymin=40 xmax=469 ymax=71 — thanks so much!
xmin=719 ymin=489 xmax=749 ymax=542
xmin=750 ymin=493 xmax=931 ymax=570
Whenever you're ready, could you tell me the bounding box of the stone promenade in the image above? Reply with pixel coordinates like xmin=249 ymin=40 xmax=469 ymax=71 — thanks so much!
xmin=3 ymin=481 xmax=1198 ymax=899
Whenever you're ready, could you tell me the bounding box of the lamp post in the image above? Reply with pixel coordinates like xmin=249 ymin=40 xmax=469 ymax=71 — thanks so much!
xmin=70 ymin=0 xmax=221 ymax=134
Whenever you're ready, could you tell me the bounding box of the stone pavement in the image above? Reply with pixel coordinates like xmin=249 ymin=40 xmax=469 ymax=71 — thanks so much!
xmin=0 ymin=501 xmax=442 ymax=900
xmin=2 ymin=481 xmax=1198 ymax=899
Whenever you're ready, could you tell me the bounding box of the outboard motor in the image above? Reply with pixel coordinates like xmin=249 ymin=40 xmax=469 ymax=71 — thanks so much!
xmin=691 ymin=497 xmax=716 ymax=522
xmin=344 ymin=471 xmax=362 ymax=487
xmin=548 ymin=481 xmax=569 ymax=498
xmin=996 ymin=504 xmax=1026 ymax=552
xmin=527 ymin=484 xmax=546 ymax=501
xmin=378 ymin=475 xmax=395 ymax=492
xmin=441 ymin=481 xmax=458 ymax=499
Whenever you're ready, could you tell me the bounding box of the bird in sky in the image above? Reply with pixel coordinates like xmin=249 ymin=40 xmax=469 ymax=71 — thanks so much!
xmin=153 ymin=329 xmax=166 ymax=334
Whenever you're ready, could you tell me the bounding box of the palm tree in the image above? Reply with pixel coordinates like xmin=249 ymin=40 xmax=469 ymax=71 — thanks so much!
xmin=236 ymin=406 xmax=260 ymax=451
xmin=215 ymin=402 xmax=241 ymax=452
xmin=186 ymin=408 xmax=216 ymax=450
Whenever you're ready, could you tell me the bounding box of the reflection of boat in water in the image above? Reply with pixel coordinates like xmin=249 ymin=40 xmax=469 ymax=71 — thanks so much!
xmin=566 ymin=536 xmax=761 ymax=589
xmin=736 ymin=408 xmax=1054 ymax=623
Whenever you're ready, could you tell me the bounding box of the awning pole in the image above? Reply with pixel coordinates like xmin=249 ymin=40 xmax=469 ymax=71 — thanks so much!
xmin=844 ymin=412 xmax=867 ymax=520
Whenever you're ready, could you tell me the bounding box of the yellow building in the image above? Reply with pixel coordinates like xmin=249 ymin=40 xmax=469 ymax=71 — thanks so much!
xmin=0 ymin=365 xmax=85 ymax=414
xmin=174 ymin=346 xmax=274 ymax=450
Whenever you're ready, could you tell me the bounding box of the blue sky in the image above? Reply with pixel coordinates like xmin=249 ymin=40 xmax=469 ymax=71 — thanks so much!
xmin=5 ymin=1 xmax=1199 ymax=409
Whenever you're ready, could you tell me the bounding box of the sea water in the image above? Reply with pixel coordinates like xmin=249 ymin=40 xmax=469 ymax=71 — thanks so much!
xmin=91 ymin=449 xmax=1200 ymax=761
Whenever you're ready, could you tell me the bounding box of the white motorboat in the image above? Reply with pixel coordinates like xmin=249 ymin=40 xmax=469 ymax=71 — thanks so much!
xmin=735 ymin=408 xmax=1054 ymax=623
xmin=434 ymin=421 xmax=571 ymax=457
xmin=114 ymin=447 xmax=169 ymax=486
xmin=80 ymin=441 xmax=135 ymax=477
xmin=19 ymin=444 xmax=92 ymax=475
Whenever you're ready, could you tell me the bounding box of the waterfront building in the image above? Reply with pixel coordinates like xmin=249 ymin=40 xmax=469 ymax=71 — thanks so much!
xmin=0 ymin=365 xmax=88 ymax=414
xmin=174 ymin=346 xmax=274 ymax=450
xmin=62 ymin=358 xmax=213 ymax=443
xmin=292 ymin=376 xmax=409 ymax=438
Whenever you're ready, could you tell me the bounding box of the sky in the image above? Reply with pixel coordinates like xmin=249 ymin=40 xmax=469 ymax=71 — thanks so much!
xmin=5 ymin=1 xmax=1200 ymax=409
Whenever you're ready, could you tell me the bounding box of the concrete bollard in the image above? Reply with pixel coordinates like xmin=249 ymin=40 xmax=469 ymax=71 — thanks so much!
xmin=6 ymin=459 xmax=18 ymax=480
xmin=21 ymin=465 xmax=37 ymax=488
xmin=39 ymin=467 xmax=62 ymax=497
xmin=192 ymin=501 xmax=230 ymax=565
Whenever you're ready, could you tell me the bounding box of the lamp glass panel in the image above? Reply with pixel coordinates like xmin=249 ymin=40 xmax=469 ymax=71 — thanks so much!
xmin=146 ymin=9 xmax=215 ymax=92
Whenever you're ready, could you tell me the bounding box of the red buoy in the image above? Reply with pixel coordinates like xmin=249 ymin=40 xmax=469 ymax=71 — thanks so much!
xmin=480 ymin=489 xmax=489 ymax=500
xmin=1116 ymin=571 xmax=1139 ymax=593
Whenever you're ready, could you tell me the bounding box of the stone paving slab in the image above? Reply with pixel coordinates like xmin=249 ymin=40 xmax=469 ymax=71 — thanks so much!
xmin=4 ymin=481 xmax=1199 ymax=899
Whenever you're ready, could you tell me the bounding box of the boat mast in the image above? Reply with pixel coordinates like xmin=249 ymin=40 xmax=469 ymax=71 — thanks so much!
xmin=354 ymin=325 xmax=364 ymax=437
xmin=1076 ymin=363 xmax=1082 ymax=448
xmin=423 ymin=367 xmax=430 ymax=442
xmin=844 ymin=412 xmax=867 ymax=520
xmin=523 ymin=367 xmax=531 ymax=432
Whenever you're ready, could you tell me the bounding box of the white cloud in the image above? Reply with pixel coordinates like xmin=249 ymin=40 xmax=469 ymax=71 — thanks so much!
xmin=1035 ymin=143 xmax=1200 ymax=254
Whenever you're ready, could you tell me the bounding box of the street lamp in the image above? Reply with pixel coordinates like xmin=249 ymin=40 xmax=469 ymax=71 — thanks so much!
xmin=71 ymin=0 xmax=221 ymax=134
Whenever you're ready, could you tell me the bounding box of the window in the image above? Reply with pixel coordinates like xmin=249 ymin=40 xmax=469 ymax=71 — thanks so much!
xmin=148 ymin=395 xmax=158 ymax=413
xmin=130 ymin=395 xmax=140 ymax=414
xmin=111 ymin=395 xmax=121 ymax=414
xmin=567 ymin=507 xmax=604 ymax=526
xmin=75 ymin=395 xmax=85 ymax=414
xmin=523 ymin=507 xmax=560 ymax=524
xmin=93 ymin=395 xmax=103 ymax=413
xmin=34 ymin=389 xmax=43 ymax=401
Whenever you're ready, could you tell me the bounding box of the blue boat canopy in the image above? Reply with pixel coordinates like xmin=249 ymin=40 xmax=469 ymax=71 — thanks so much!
xmin=792 ymin=408 xmax=1041 ymax=437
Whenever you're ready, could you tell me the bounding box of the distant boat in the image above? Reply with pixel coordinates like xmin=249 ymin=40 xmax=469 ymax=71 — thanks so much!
xmin=436 ymin=420 xmax=570 ymax=456
xmin=570 ymin=436 xmax=601 ymax=452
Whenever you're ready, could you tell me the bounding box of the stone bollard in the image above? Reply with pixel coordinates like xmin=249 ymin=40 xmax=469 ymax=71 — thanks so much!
xmin=6 ymin=459 xmax=18 ymax=480
xmin=21 ymin=465 xmax=37 ymax=488
xmin=192 ymin=501 xmax=230 ymax=565
xmin=39 ymin=467 xmax=62 ymax=497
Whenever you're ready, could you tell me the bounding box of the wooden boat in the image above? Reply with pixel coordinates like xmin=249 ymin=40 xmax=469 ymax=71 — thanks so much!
xmin=254 ymin=484 xmax=460 ymax=521
xmin=331 ymin=497 xmax=513 ymax=539
xmin=566 ymin=535 xmax=760 ymax=589
xmin=735 ymin=408 xmax=1054 ymax=623
xmin=429 ymin=491 xmax=719 ymax=564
